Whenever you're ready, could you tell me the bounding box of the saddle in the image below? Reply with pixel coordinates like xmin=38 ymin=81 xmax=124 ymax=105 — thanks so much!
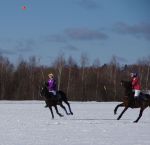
xmin=130 ymin=96 xmax=148 ymax=108
xmin=44 ymin=93 xmax=61 ymax=108
xmin=48 ymin=91 xmax=61 ymax=101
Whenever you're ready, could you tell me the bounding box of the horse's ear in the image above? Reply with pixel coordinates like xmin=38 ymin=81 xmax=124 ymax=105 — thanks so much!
xmin=45 ymin=82 xmax=49 ymax=86
xmin=120 ymin=80 xmax=125 ymax=86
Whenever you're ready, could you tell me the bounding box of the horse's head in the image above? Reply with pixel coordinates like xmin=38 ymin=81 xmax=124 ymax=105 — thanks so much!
xmin=40 ymin=82 xmax=49 ymax=97
xmin=120 ymin=80 xmax=133 ymax=96
xmin=120 ymin=80 xmax=132 ymax=88
xmin=44 ymin=82 xmax=49 ymax=87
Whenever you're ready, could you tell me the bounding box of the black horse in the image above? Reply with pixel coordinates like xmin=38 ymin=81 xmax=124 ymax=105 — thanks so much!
xmin=114 ymin=80 xmax=150 ymax=123
xmin=40 ymin=83 xmax=73 ymax=119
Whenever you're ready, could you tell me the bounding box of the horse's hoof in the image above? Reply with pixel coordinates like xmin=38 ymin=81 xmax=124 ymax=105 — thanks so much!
xmin=60 ymin=114 xmax=64 ymax=117
xmin=133 ymin=121 xmax=138 ymax=123
xmin=68 ymin=112 xmax=73 ymax=115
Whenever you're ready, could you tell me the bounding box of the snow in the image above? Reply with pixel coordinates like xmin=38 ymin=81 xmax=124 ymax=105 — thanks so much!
xmin=0 ymin=101 xmax=149 ymax=145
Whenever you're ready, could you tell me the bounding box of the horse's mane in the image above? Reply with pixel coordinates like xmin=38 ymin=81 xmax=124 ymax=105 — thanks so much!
xmin=121 ymin=80 xmax=132 ymax=88
xmin=121 ymin=80 xmax=133 ymax=96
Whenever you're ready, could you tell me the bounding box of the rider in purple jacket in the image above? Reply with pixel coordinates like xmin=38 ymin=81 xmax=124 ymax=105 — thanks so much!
xmin=47 ymin=73 xmax=57 ymax=96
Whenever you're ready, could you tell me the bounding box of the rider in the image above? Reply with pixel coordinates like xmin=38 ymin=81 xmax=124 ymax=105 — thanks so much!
xmin=130 ymin=72 xmax=141 ymax=100
xmin=47 ymin=73 xmax=57 ymax=96
xmin=44 ymin=73 xmax=57 ymax=108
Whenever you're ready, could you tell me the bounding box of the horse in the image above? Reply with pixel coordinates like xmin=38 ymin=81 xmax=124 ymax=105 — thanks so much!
xmin=40 ymin=83 xmax=73 ymax=119
xmin=114 ymin=80 xmax=150 ymax=123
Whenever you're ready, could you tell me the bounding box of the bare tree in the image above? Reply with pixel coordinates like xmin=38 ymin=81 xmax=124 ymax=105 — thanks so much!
xmin=52 ymin=53 xmax=66 ymax=90
xmin=145 ymin=56 xmax=150 ymax=89
xmin=28 ymin=56 xmax=38 ymax=100
xmin=109 ymin=56 xmax=119 ymax=100
xmin=80 ymin=53 xmax=89 ymax=100
xmin=66 ymin=56 xmax=77 ymax=96
xmin=0 ymin=56 xmax=14 ymax=99
xmin=137 ymin=56 xmax=150 ymax=90
xmin=92 ymin=58 xmax=101 ymax=99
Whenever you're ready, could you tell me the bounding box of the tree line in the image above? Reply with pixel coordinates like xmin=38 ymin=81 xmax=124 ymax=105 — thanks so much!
xmin=0 ymin=54 xmax=150 ymax=101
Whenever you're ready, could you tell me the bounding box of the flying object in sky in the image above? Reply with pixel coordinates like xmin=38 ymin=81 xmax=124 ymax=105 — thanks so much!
xmin=22 ymin=6 xmax=27 ymax=10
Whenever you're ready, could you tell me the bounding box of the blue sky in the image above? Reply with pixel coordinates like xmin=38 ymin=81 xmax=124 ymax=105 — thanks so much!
xmin=0 ymin=0 xmax=150 ymax=66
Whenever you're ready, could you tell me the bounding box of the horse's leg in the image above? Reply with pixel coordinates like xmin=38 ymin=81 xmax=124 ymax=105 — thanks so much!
xmin=114 ymin=103 xmax=124 ymax=115
xmin=63 ymin=100 xmax=73 ymax=115
xmin=44 ymin=100 xmax=49 ymax=108
xmin=59 ymin=103 xmax=70 ymax=115
xmin=54 ymin=105 xmax=64 ymax=117
xmin=117 ymin=107 xmax=128 ymax=120
xmin=133 ymin=107 xmax=145 ymax=123
xmin=49 ymin=106 xmax=54 ymax=119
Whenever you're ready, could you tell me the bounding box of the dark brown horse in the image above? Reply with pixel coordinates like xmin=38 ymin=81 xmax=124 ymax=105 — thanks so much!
xmin=40 ymin=83 xmax=73 ymax=119
xmin=114 ymin=80 xmax=150 ymax=123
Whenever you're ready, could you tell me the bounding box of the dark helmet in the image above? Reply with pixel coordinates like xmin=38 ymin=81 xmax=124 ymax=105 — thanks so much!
xmin=130 ymin=72 xmax=138 ymax=77
xmin=134 ymin=72 xmax=138 ymax=77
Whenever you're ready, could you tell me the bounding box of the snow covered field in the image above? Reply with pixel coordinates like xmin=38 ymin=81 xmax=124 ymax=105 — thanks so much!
xmin=0 ymin=101 xmax=149 ymax=145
